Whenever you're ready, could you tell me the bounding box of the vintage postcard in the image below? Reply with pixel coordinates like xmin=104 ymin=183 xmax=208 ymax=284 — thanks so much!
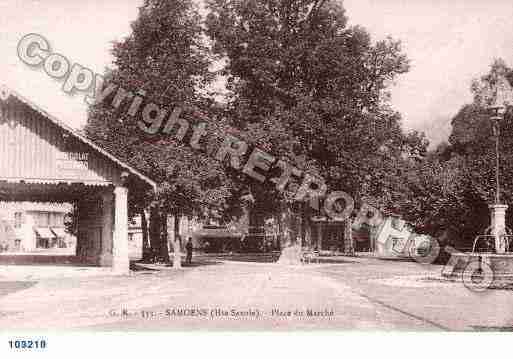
xmin=1 ymin=1 xmax=513 ymax=352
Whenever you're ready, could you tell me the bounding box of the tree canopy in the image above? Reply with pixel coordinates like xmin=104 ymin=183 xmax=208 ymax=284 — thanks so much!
xmin=86 ymin=0 xmax=232 ymax=219
xmin=204 ymin=0 xmax=426 ymax=228
xmin=85 ymin=0 xmax=436 ymax=255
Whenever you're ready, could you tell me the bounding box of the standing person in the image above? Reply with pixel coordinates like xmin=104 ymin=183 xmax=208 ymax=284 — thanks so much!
xmin=186 ymin=237 xmax=193 ymax=265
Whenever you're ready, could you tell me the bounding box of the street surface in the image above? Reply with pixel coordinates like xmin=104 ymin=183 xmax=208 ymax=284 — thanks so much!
xmin=1 ymin=256 xmax=512 ymax=331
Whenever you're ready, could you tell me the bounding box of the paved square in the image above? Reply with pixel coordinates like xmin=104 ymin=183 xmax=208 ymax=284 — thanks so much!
xmin=1 ymin=257 xmax=512 ymax=331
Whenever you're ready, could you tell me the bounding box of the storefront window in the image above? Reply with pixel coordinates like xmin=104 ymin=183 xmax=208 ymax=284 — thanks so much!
xmin=14 ymin=212 xmax=23 ymax=228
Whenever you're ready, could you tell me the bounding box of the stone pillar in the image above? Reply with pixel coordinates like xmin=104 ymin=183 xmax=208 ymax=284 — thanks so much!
xmin=99 ymin=191 xmax=114 ymax=266
xmin=112 ymin=186 xmax=129 ymax=274
xmin=489 ymin=204 xmax=508 ymax=254
xmin=23 ymin=214 xmax=36 ymax=251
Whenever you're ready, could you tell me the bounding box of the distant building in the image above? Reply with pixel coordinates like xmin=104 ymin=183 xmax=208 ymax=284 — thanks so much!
xmin=0 ymin=202 xmax=75 ymax=253
xmin=310 ymin=212 xmax=432 ymax=258
xmin=127 ymin=215 xmax=145 ymax=259
xmin=168 ymin=215 xmax=203 ymax=247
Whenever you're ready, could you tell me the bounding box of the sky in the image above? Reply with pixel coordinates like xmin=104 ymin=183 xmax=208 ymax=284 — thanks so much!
xmin=1 ymin=0 xmax=513 ymax=146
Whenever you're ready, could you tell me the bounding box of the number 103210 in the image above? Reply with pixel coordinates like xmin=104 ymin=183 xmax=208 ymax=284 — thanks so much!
xmin=8 ymin=339 xmax=47 ymax=350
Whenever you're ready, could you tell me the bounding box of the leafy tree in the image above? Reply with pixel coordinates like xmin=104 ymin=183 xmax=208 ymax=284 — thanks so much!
xmin=398 ymin=59 xmax=513 ymax=250
xmin=441 ymin=59 xmax=513 ymax=246
xmin=85 ymin=0 xmax=231 ymax=262
xmin=205 ymin=0 xmax=418 ymax=247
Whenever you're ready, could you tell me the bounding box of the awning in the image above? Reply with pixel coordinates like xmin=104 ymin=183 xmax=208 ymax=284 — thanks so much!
xmin=34 ymin=227 xmax=55 ymax=239
xmin=51 ymin=227 xmax=67 ymax=237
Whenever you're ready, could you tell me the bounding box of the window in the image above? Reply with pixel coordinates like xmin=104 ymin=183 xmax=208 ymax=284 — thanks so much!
xmin=48 ymin=212 xmax=62 ymax=227
xmin=34 ymin=212 xmax=49 ymax=227
xmin=14 ymin=212 xmax=23 ymax=228
xmin=128 ymin=233 xmax=134 ymax=242
xmin=391 ymin=217 xmax=405 ymax=231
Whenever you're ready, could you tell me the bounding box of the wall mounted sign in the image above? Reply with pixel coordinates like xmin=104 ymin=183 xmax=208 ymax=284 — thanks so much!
xmin=56 ymin=152 xmax=90 ymax=171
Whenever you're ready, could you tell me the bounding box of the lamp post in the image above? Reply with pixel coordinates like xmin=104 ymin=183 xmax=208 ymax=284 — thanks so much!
xmin=490 ymin=104 xmax=503 ymax=205
xmin=487 ymin=74 xmax=512 ymax=253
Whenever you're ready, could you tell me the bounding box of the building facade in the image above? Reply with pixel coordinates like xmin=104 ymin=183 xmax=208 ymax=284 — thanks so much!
xmin=0 ymin=85 xmax=156 ymax=273
xmin=0 ymin=201 xmax=75 ymax=253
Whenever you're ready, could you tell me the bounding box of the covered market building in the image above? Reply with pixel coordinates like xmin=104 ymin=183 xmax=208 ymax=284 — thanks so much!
xmin=0 ymin=85 xmax=156 ymax=274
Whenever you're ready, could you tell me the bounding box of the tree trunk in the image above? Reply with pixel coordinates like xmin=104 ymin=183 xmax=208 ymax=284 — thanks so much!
xmin=344 ymin=218 xmax=354 ymax=255
xmin=279 ymin=202 xmax=301 ymax=246
xmin=300 ymin=202 xmax=310 ymax=248
xmin=149 ymin=205 xmax=160 ymax=262
xmin=277 ymin=202 xmax=302 ymax=265
xmin=149 ymin=205 xmax=170 ymax=263
xmin=303 ymin=215 xmax=312 ymax=250
xmin=159 ymin=210 xmax=170 ymax=263
xmin=140 ymin=208 xmax=151 ymax=262
xmin=173 ymin=214 xmax=182 ymax=268
xmin=281 ymin=203 xmax=293 ymax=247
xmin=290 ymin=204 xmax=300 ymax=244
xmin=174 ymin=214 xmax=181 ymax=246
xmin=316 ymin=221 xmax=323 ymax=251
xmin=275 ymin=214 xmax=282 ymax=251
xmin=248 ymin=206 xmax=265 ymax=252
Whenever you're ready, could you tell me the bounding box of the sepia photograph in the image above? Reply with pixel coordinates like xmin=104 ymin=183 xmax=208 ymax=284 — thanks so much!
xmin=1 ymin=0 xmax=513 ymax=356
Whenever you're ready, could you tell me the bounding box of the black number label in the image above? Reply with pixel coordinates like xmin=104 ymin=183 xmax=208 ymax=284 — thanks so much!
xmin=8 ymin=339 xmax=47 ymax=350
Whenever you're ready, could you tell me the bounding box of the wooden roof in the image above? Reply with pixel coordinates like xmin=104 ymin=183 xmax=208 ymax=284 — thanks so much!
xmin=0 ymin=85 xmax=156 ymax=190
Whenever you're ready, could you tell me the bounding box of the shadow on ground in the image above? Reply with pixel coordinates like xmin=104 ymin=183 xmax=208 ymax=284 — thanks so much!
xmin=131 ymin=258 xmax=222 ymax=272
xmin=471 ymin=325 xmax=513 ymax=331
xmin=0 ymin=281 xmax=37 ymax=298
xmin=197 ymin=253 xmax=362 ymax=264
xmin=200 ymin=253 xmax=281 ymax=263
xmin=0 ymin=255 xmax=96 ymax=266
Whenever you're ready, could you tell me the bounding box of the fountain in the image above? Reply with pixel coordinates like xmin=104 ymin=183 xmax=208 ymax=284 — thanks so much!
xmin=444 ymin=71 xmax=513 ymax=284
